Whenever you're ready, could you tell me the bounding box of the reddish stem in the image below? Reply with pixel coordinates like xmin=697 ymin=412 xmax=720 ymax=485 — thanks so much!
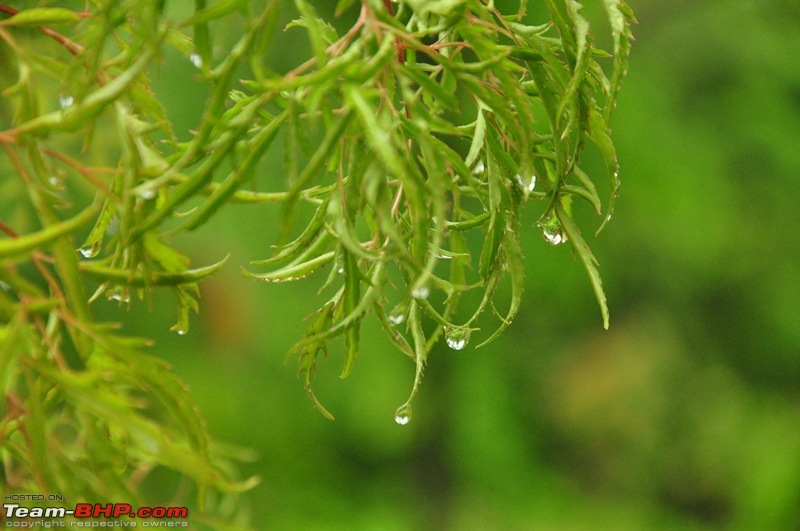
xmin=0 ymin=221 xmax=18 ymax=238
xmin=0 ymin=4 xmax=84 ymax=56
xmin=382 ymin=0 xmax=405 ymax=64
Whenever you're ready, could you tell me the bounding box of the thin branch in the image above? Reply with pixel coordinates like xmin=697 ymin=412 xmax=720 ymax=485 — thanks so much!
xmin=0 ymin=5 xmax=86 ymax=56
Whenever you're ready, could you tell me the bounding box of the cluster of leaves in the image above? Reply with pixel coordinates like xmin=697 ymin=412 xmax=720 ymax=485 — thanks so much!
xmin=0 ymin=0 xmax=258 ymax=517
xmin=251 ymin=0 xmax=633 ymax=421
xmin=0 ymin=0 xmax=632 ymax=511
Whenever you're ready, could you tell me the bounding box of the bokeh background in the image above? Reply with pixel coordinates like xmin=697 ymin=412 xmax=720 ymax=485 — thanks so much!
xmin=96 ymin=0 xmax=800 ymax=528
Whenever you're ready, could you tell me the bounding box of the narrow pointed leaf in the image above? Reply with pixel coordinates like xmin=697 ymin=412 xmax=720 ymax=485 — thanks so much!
xmin=556 ymin=204 xmax=609 ymax=328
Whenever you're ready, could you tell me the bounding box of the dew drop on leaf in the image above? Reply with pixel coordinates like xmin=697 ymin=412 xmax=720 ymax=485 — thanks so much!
xmin=444 ymin=327 xmax=470 ymax=350
xmin=388 ymin=306 xmax=405 ymax=325
xmin=109 ymin=287 xmax=130 ymax=304
xmin=78 ymin=242 xmax=100 ymax=258
xmin=542 ymin=228 xmax=566 ymax=245
xmin=137 ymin=187 xmax=156 ymax=200
xmin=189 ymin=52 xmax=203 ymax=69
xmin=58 ymin=94 xmax=74 ymax=108
xmin=394 ymin=405 xmax=412 ymax=425
xmin=538 ymin=213 xmax=568 ymax=246
xmin=516 ymin=173 xmax=536 ymax=192
xmin=411 ymin=285 xmax=429 ymax=299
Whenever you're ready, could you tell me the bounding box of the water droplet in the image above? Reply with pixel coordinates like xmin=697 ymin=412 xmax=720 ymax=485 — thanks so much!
xmin=337 ymin=266 xmax=344 ymax=274
xmin=394 ymin=405 xmax=412 ymax=425
xmin=538 ymin=213 xmax=568 ymax=246
xmin=444 ymin=327 xmax=470 ymax=350
xmin=189 ymin=52 xmax=203 ymax=69
xmin=176 ymin=328 xmax=187 ymax=336
xmin=109 ymin=287 xmax=130 ymax=304
xmin=472 ymin=160 xmax=485 ymax=175
xmin=411 ymin=285 xmax=429 ymax=299
xmin=542 ymin=229 xmax=565 ymax=245
xmin=48 ymin=175 xmax=61 ymax=187
xmin=388 ymin=306 xmax=406 ymax=325
xmin=137 ymin=187 xmax=156 ymax=200
xmin=58 ymin=94 xmax=74 ymax=108
xmin=516 ymin=173 xmax=536 ymax=192
xmin=78 ymin=242 xmax=100 ymax=258
xmin=541 ymin=227 xmax=567 ymax=245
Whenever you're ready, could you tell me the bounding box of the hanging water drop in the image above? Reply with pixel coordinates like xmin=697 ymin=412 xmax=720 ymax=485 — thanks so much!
xmin=137 ymin=187 xmax=157 ymax=200
xmin=516 ymin=173 xmax=536 ymax=192
xmin=444 ymin=327 xmax=470 ymax=350
xmin=433 ymin=247 xmax=453 ymax=260
xmin=542 ymin=228 xmax=566 ymax=245
xmin=394 ymin=404 xmax=412 ymax=425
xmin=538 ymin=213 xmax=568 ymax=246
xmin=58 ymin=94 xmax=74 ymax=108
xmin=388 ymin=306 xmax=406 ymax=325
xmin=189 ymin=52 xmax=203 ymax=69
xmin=472 ymin=160 xmax=485 ymax=175
xmin=78 ymin=242 xmax=100 ymax=258
xmin=109 ymin=287 xmax=130 ymax=304
xmin=176 ymin=328 xmax=187 ymax=336
xmin=411 ymin=285 xmax=429 ymax=299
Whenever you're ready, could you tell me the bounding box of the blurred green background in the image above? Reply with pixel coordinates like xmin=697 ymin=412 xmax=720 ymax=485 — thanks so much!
xmin=99 ymin=0 xmax=800 ymax=529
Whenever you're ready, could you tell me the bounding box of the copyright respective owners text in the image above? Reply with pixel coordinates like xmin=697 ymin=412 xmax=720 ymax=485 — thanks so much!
xmin=3 ymin=496 xmax=188 ymax=528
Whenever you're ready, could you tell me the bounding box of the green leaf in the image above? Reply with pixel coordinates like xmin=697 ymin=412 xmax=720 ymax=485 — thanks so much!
xmin=0 ymin=202 xmax=99 ymax=260
xmin=400 ymin=64 xmax=459 ymax=109
xmin=600 ymin=0 xmax=635 ymax=121
xmin=340 ymin=251 xmax=361 ymax=379
xmin=293 ymin=301 xmax=336 ymax=419
xmin=405 ymin=0 xmax=468 ymax=17
xmin=283 ymin=110 xmax=351 ymax=227
xmin=252 ymin=196 xmax=331 ymax=267
xmin=1 ymin=8 xmax=79 ymax=26
xmin=14 ymin=42 xmax=160 ymax=136
xmin=555 ymin=203 xmax=609 ymax=329
xmin=479 ymin=210 xmax=504 ymax=278
xmin=80 ymin=255 xmax=228 ymax=287
xmin=587 ymin=106 xmax=620 ymax=232
xmin=291 ymin=0 xmax=337 ymax=68
xmin=335 ymin=0 xmax=359 ymax=16
xmin=243 ymin=251 xmax=335 ymax=283
xmin=555 ymin=1 xmax=590 ymax=129
xmin=476 ymin=221 xmax=525 ymax=348
xmin=182 ymin=0 xmax=246 ymax=26
xmin=464 ymin=107 xmax=486 ymax=169
xmin=344 ymin=86 xmax=398 ymax=163
xmin=445 ymin=211 xmax=491 ymax=232
xmin=394 ymin=301 xmax=429 ymax=418
xmin=182 ymin=110 xmax=288 ymax=231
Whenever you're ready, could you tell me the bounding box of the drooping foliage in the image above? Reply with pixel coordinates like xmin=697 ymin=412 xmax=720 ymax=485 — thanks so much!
xmin=0 ymin=0 xmax=633 ymax=512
